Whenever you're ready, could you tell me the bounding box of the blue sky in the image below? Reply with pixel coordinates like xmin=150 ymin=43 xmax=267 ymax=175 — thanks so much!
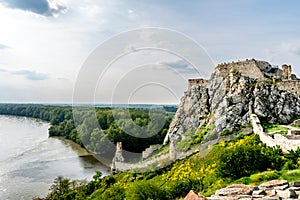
xmin=0 ymin=0 xmax=299 ymax=103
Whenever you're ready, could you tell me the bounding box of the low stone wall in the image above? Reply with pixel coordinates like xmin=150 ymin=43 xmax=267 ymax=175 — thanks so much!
xmin=251 ymin=114 xmax=300 ymax=153
xmin=114 ymin=135 xmax=234 ymax=172
xmin=142 ymin=144 xmax=160 ymax=160
xmin=250 ymin=114 xmax=264 ymax=133
xmin=114 ymin=154 xmax=170 ymax=171
xmin=251 ymin=114 xmax=277 ymax=148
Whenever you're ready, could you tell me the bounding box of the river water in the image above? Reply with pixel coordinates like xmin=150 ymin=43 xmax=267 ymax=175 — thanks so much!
xmin=0 ymin=115 xmax=110 ymax=200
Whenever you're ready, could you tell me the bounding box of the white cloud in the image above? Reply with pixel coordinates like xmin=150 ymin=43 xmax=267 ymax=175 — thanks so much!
xmin=0 ymin=43 xmax=9 ymax=49
xmin=161 ymin=60 xmax=197 ymax=74
xmin=11 ymin=70 xmax=49 ymax=80
xmin=0 ymin=0 xmax=67 ymax=17
xmin=0 ymin=0 xmax=300 ymax=103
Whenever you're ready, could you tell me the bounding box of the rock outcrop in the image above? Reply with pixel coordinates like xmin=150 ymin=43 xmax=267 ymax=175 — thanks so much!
xmin=192 ymin=180 xmax=300 ymax=199
xmin=184 ymin=190 xmax=207 ymax=200
xmin=164 ymin=59 xmax=300 ymax=144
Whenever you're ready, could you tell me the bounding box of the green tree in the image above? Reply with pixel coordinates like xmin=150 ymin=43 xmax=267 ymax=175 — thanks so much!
xmin=46 ymin=176 xmax=73 ymax=200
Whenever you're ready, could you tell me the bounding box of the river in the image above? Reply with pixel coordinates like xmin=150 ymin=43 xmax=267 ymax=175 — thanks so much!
xmin=0 ymin=115 xmax=110 ymax=200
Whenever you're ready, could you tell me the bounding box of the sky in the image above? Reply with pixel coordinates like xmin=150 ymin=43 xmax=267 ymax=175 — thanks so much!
xmin=0 ymin=0 xmax=300 ymax=104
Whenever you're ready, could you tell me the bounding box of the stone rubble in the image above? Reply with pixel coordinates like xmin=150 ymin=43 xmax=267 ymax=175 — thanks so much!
xmin=184 ymin=190 xmax=208 ymax=200
xmin=184 ymin=180 xmax=300 ymax=200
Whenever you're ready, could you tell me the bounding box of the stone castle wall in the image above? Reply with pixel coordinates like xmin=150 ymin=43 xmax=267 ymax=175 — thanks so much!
xmin=142 ymin=144 xmax=160 ymax=160
xmin=278 ymin=80 xmax=300 ymax=95
xmin=215 ymin=59 xmax=267 ymax=80
xmin=251 ymin=114 xmax=300 ymax=153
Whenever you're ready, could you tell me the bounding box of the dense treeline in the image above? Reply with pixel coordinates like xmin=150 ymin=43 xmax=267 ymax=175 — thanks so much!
xmin=0 ymin=104 xmax=173 ymax=153
xmin=0 ymin=104 xmax=72 ymax=124
xmin=45 ymin=134 xmax=300 ymax=200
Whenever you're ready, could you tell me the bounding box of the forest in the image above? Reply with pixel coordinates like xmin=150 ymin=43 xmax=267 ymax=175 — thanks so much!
xmin=0 ymin=104 xmax=173 ymax=153
xmin=2 ymin=104 xmax=300 ymax=199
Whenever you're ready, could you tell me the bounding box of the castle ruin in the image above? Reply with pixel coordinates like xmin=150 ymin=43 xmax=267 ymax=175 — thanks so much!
xmin=282 ymin=64 xmax=292 ymax=80
xmin=188 ymin=59 xmax=300 ymax=95
xmin=111 ymin=142 xmax=125 ymax=172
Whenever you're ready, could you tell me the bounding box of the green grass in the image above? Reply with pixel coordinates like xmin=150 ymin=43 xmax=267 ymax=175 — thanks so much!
xmin=234 ymin=169 xmax=300 ymax=186
xmin=144 ymin=145 xmax=170 ymax=161
xmin=263 ymin=124 xmax=288 ymax=132
xmin=176 ymin=123 xmax=216 ymax=152
xmin=281 ymin=169 xmax=300 ymax=182
xmin=176 ymin=137 xmax=194 ymax=151
xmin=46 ymin=133 xmax=300 ymax=200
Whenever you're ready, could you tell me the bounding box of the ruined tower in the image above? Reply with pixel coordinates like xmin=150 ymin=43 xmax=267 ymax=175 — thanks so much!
xmin=282 ymin=64 xmax=292 ymax=80
xmin=111 ymin=142 xmax=125 ymax=173
xmin=113 ymin=142 xmax=124 ymax=162
xmin=169 ymin=140 xmax=177 ymax=160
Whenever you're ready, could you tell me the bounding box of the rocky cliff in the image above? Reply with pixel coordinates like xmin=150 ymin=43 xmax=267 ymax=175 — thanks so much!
xmin=164 ymin=59 xmax=300 ymax=144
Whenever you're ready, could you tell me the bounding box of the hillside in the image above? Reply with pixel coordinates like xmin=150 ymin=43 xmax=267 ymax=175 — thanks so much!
xmin=164 ymin=59 xmax=300 ymax=146
xmin=43 ymin=59 xmax=300 ymax=200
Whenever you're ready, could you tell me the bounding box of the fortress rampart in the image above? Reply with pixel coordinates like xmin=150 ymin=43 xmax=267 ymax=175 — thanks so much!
xmin=215 ymin=59 xmax=268 ymax=80
xmin=189 ymin=59 xmax=300 ymax=95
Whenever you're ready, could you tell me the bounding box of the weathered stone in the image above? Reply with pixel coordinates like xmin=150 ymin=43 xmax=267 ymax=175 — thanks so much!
xmin=259 ymin=180 xmax=289 ymax=189
xmin=236 ymin=195 xmax=252 ymax=199
xmin=291 ymin=182 xmax=300 ymax=187
xmin=164 ymin=59 xmax=300 ymax=145
xmin=203 ymin=180 xmax=300 ymax=199
xmin=265 ymin=189 xmax=277 ymax=197
xmin=291 ymin=187 xmax=300 ymax=191
xmin=276 ymin=188 xmax=297 ymax=199
xmin=142 ymin=144 xmax=160 ymax=159
xmin=184 ymin=190 xmax=207 ymax=200
xmin=252 ymin=194 xmax=266 ymax=198
xmin=252 ymin=190 xmax=266 ymax=195
xmin=112 ymin=142 xmax=124 ymax=162
xmin=294 ymin=119 xmax=300 ymax=127
xmin=260 ymin=197 xmax=280 ymax=200
xmin=253 ymin=186 xmax=260 ymax=191
xmin=215 ymin=184 xmax=254 ymax=196
xmin=207 ymin=196 xmax=237 ymax=200
xmin=274 ymin=184 xmax=289 ymax=191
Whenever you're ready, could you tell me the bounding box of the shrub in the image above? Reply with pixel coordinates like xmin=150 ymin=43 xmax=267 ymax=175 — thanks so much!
xmin=126 ymin=181 xmax=166 ymax=200
xmin=249 ymin=171 xmax=280 ymax=185
xmin=217 ymin=143 xmax=264 ymax=179
xmin=98 ymin=185 xmax=125 ymax=200
xmin=165 ymin=179 xmax=199 ymax=199
xmin=221 ymin=129 xmax=232 ymax=136
xmin=217 ymin=135 xmax=285 ymax=180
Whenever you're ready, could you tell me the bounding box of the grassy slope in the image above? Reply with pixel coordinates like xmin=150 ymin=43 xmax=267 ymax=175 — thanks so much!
xmin=85 ymin=134 xmax=300 ymax=199
xmin=46 ymin=133 xmax=300 ymax=200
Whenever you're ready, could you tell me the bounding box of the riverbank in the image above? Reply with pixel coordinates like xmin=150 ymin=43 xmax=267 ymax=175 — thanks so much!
xmin=0 ymin=115 xmax=110 ymax=200
xmin=54 ymin=136 xmax=92 ymax=157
